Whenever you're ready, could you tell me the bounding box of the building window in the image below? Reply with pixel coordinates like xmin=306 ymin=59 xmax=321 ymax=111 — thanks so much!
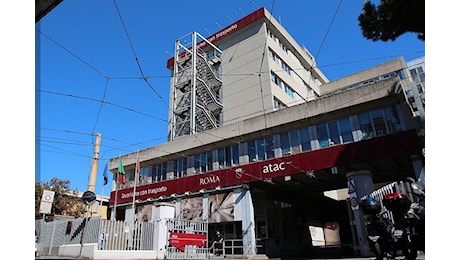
xmin=358 ymin=112 xmax=375 ymax=139
xmin=271 ymin=71 xmax=296 ymax=99
xmin=299 ymin=128 xmax=311 ymax=152
xmin=316 ymin=123 xmax=330 ymax=148
xmin=218 ymin=148 xmax=226 ymax=168
xmin=327 ymin=121 xmax=340 ymax=145
xmin=289 ymin=130 xmax=301 ymax=154
xmin=274 ymin=97 xmax=286 ymax=110
xmin=280 ymin=132 xmax=291 ymax=155
xmin=384 ymin=106 xmax=403 ymax=133
xmin=248 ymin=140 xmax=256 ymax=162
xmin=339 ymin=118 xmax=353 ymax=143
xmin=370 ymin=109 xmax=387 ymax=136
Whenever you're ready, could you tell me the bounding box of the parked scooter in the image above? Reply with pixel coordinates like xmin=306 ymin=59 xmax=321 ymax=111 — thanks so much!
xmin=360 ymin=174 xmax=425 ymax=260
xmin=361 ymin=197 xmax=397 ymax=259
xmin=405 ymin=175 xmax=425 ymax=253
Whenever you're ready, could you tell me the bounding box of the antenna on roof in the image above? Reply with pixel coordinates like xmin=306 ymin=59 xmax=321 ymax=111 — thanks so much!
xmin=226 ymin=15 xmax=234 ymax=22
xmin=238 ymin=7 xmax=245 ymax=15
xmin=251 ymin=1 xmax=257 ymax=8
xmin=204 ymin=28 xmax=211 ymax=35
xmin=215 ymin=21 xmax=223 ymax=29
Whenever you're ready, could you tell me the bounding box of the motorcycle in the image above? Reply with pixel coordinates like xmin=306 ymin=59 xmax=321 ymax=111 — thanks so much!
xmin=405 ymin=176 xmax=425 ymax=253
xmin=360 ymin=175 xmax=425 ymax=260
xmin=361 ymin=197 xmax=397 ymax=260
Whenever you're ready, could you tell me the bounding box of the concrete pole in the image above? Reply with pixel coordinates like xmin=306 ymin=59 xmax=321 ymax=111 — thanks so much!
xmin=88 ymin=133 xmax=102 ymax=192
xmin=346 ymin=170 xmax=374 ymax=257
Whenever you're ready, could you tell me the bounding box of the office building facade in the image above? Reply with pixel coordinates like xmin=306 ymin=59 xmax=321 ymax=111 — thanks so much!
xmin=107 ymin=8 xmax=424 ymax=258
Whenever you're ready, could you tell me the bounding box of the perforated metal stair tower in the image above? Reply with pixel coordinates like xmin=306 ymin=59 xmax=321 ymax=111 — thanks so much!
xmin=170 ymin=32 xmax=223 ymax=140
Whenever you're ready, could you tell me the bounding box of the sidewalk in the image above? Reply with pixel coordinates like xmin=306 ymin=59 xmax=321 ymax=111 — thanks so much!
xmin=37 ymin=252 xmax=425 ymax=260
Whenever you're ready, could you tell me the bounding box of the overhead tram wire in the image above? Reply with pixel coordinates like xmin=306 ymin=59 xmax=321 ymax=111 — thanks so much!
xmin=113 ymin=0 xmax=168 ymax=107
xmin=38 ymin=26 xmax=422 ymax=121
xmin=39 ymin=89 xmax=169 ymax=124
xmin=256 ymin=0 xmax=276 ymax=130
xmin=91 ymin=78 xmax=109 ymax=135
xmin=310 ymin=0 xmax=343 ymax=71
xmin=37 ymin=29 xmax=110 ymax=80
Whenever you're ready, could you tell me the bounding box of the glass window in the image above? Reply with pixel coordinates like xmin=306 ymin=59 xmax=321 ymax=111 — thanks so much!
xmin=218 ymin=148 xmax=226 ymax=168
xmin=206 ymin=151 xmax=213 ymax=172
xmin=200 ymin=153 xmax=207 ymax=173
xmin=160 ymin=162 xmax=167 ymax=181
xmin=140 ymin=165 xmax=150 ymax=184
xmin=194 ymin=154 xmax=202 ymax=173
xmin=265 ymin=136 xmax=275 ymax=159
xmin=299 ymin=128 xmax=311 ymax=151
xmin=316 ymin=123 xmax=329 ymax=147
xmin=181 ymin=157 xmax=188 ymax=177
xmin=327 ymin=121 xmax=340 ymax=144
xmin=289 ymin=130 xmax=300 ymax=154
xmin=256 ymin=139 xmax=266 ymax=161
xmin=358 ymin=112 xmax=375 ymax=139
xmin=248 ymin=140 xmax=256 ymax=162
xmin=280 ymin=132 xmax=291 ymax=155
xmin=225 ymin=146 xmax=232 ymax=167
xmin=232 ymin=144 xmax=240 ymax=165
xmin=339 ymin=118 xmax=353 ymax=143
xmin=384 ymin=106 xmax=403 ymax=133
xmin=172 ymin=160 xmax=178 ymax=179
xmin=370 ymin=109 xmax=387 ymax=136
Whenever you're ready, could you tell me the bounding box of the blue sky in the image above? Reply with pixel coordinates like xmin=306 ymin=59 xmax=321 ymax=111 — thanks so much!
xmin=35 ymin=0 xmax=426 ymax=195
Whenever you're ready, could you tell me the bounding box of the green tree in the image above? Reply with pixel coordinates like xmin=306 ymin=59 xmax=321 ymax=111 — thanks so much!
xmin=35 ymin=177 xmax=86 ymax=219
xmin=358 ymin=0 xmax=425 ymax=42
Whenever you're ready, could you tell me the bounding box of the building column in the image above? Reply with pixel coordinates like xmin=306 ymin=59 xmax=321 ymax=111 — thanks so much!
xmin=153 ymin=203 xmax=175 ymax=259
xmin=234 ymin=186 xmax=257 ymax=256
xmin=346 ymin=170 xmax=374 ymax=257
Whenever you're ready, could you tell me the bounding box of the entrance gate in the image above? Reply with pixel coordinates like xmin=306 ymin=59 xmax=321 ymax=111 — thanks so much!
xmin=165 ymin=218 xmax=209 ymax=259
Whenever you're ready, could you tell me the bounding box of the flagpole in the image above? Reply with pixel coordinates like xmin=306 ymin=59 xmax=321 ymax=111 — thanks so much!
xmin=99 ymin=158 xmax=107 ymax=213
xmin=114 ymin=154 xmax=120 ymax=221
xmin=132 ymin=149 xmax=139 ymax=223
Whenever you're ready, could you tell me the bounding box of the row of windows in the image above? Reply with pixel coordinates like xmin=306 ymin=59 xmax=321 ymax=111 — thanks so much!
xmin=123 ymin=105 xmax=404 ymax=186
xmin=268 ymin=47 xmax=317 ymax=102
xmin=273 ymin=97 xmax=286 ymax=110
xmin=270 ymin=71 xmax=296 ymax=99
xmin=267 ymin=28 xmax=319 ymax=85
xmin=331 ymin=71 xmax=404 ymax=95
xmin=268 ymin=48 xmax=291 ymax=75
xmin=267 ymin=29 xmax=288 ymax=54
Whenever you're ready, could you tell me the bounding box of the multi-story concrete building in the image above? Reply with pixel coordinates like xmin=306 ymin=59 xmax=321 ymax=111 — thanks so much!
xmin=107 ymin=7 xmax=424 ymax=258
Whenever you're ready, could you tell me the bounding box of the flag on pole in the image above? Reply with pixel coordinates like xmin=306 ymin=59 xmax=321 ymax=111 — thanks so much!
xmin=118 ymin=159 xmax=126 ymax=184
xmin=103 ymin=160 xmax=109 ymax=186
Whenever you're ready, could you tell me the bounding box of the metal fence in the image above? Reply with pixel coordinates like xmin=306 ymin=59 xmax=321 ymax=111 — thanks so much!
xmin=362 ymin=181 xmax=414 ymax=223
xmin=100 ymin=219 xmax=155 ymax=250
xmin=36 ymin=216 xmax=102 ymax=256
xmin=165 ymin=218 xmax=209 ymax=259
xmin=35 ymin=216 xmax=156 ymax=257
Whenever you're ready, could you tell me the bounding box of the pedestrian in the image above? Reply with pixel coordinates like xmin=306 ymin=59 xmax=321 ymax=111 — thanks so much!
xmin=213 ymin=229 xmax=224 ymax=256
xmin=99 ymin=230 xmax=106 ymax=250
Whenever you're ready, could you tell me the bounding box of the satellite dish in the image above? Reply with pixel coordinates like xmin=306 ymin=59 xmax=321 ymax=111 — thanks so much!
xmin=82 ymin=191 xmax=97 ymax=205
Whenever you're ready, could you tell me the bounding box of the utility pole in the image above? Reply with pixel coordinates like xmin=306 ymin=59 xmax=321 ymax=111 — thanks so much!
xmin=88 ymin=133 xmax=102 ymax=192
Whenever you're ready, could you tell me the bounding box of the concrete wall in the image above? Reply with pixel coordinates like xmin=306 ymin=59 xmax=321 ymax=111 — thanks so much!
xmin=58 ymin=243 xmax=158 ymax=259
xmin=110 ymin=75 xmax=403 ymax=171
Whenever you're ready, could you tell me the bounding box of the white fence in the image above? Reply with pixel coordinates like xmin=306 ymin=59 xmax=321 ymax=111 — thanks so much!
xmin=35 ymin=217 xmax=215 ymax=259
xmin=36 ymin=216 xmax=156 ymax=257
xmin=362 ymin=181 xmax=415 ymax=223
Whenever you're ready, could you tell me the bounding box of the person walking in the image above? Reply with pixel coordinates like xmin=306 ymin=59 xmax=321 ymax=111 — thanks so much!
xmin=213 ymin=229 xmax=224 ymax=256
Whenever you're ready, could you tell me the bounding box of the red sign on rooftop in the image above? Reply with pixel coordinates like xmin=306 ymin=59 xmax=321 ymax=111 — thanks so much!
xmin=166 ymin=7 xmax=266 ymax=68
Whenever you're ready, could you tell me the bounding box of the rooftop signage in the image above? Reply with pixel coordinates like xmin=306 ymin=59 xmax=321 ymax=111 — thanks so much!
xmin=166 ymin=7 xmax=266 ymax=68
